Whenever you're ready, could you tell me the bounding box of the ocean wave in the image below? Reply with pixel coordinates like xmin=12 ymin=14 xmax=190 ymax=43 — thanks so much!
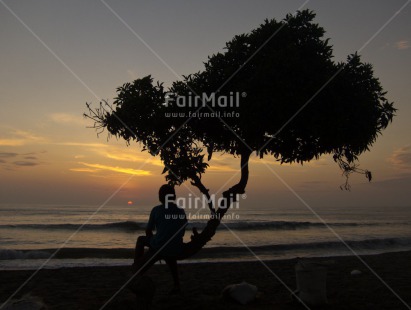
xmin=0 ymin=249 xmax=51 ymax=260
xmin=2 ymin=237 xmax=411 ymax=260
xmin=189 ymin=220 xmax=405 ymax=231
xmin=245 ymin=237 xmax=411 ymax=252
xmin=0 ymin=221 xmax=142 ymax=232
xmin=213 ymin=221 xmax=380 ymax=230
xmin=0 ymin=220 xmax=405 ymax=232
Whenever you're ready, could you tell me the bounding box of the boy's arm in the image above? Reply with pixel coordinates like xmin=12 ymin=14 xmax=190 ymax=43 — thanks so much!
xmin=181 ymin=209 xmax=188 ymax=236
xmin=145 ymin=228 xmax=153 ymax=237
xmin=146 ymin=208 xmax=155 ymax=237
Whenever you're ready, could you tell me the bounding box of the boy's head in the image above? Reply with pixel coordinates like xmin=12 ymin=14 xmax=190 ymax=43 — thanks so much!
xmin=159 ymin=184 xmax=176 ymax=204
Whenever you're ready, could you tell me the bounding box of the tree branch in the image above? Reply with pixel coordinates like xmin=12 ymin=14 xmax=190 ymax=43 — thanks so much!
xmin=179 ymin=150 xmax=252 ymax=259
xmin=190 ymin=174 xmax=215 ymax=214
xmin=218 ymin=150 xmax=251 ymax=217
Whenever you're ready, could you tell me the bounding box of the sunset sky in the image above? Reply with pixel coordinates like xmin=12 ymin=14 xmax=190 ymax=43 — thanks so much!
xmin=1 ymin=0 xmax=410 ymax=209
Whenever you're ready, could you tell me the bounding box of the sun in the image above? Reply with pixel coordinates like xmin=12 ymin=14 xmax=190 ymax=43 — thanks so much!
xmin=127 ymin=200 xmax=133 ymax=205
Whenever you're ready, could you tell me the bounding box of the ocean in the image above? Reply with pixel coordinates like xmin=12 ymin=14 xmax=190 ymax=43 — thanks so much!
xmin=1 ymin=203 xmax=411 ymax=270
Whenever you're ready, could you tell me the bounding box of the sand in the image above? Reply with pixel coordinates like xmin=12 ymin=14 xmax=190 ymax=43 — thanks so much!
xmin=1 ymin=251 xmax=411 ymax=309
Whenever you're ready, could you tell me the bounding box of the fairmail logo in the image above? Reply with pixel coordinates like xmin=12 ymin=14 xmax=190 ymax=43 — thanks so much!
xmin=163 ymin=91 xmax=246 ymax=108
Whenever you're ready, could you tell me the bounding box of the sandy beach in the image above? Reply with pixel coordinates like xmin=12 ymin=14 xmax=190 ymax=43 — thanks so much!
xmin=1 ymin=250 xmax=410 ymax=309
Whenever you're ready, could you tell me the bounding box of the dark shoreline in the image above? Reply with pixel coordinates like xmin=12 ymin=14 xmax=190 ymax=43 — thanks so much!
xmin=4 ymin=241 xmax=411 ymax=261
xmin=1 ymin=250 xmax=411 ymax=309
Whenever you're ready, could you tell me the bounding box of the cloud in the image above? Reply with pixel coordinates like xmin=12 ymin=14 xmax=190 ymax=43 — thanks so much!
xmin=70 ymin=168 xmax=99 ymax=173
xmin=394 ymin=152 xmax=411 ymax=165
xmin=13 ymin=161 xmax=39 ymax=167
xmin=74 ymin=162 xmax=152 ymax=176
xmin=22 ymin=151 xmax=41 ymax=155
xmin=13 ymin=130 xmax=47 ymax=142
xmin=0 ymin=151 xmax=43 ymax=168
xmin=0 ymin=129 xmax=47 ymax=146
xmin=369 ymin=174 xmax=411 ymax=186
xmin=208 ymin=164 xmax=237 ymax=172
xmin=57 ymin=142 xmax=109 ymax=148
xmin=298 ymin=180 xmax=330 ymax=189
xmin=127 ymin=69 xmax=137 ymax=80
xmin=0 ymin=152 xmax=18 ymax=158
xmin=24 ymin=156 xmax=37 ymax=160
xmin=104 ymin=151 xmax=163 ymax=166
xmin=396 ymin=40 xmax=409 ymax=50
xmin=250 ymin=157 xmax=280 ymax=165
xmin=0 ymin=139 xmax=26 ymax=146
xmin=49 ymin=113 xmax=87 ymax=126
xmin=388 ymin=145 xmax=411 ymax=169
xmin=106 ymin=150 xmax=239 ymax=173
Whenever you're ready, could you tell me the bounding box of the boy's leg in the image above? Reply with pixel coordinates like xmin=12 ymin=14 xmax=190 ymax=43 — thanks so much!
xmin=134 ymin=235 xmax=150 ymax=264
xmin=129 ymin=250 xmax=158 ymax=296
xmin=165 ymin=258 xmax=180 ymax=292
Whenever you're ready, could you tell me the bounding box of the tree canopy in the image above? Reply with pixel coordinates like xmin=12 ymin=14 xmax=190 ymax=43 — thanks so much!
xmin=85 ymin=10 xmax=395 ymax=257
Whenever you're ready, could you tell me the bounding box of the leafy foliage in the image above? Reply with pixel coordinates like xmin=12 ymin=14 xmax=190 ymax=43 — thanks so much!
xmin=85 ymin=10 xmax=395 ymax=188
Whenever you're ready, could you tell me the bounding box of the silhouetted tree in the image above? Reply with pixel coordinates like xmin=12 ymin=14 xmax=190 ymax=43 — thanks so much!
xmin=85 ymin=10 xmax=395 ymax=259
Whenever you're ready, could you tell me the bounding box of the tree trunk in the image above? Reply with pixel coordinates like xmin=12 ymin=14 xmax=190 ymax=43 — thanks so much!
xmin=132 ymin=151 xmax=251 ymax=277
xmin=179 ymin=150 xmax=252 ymax=259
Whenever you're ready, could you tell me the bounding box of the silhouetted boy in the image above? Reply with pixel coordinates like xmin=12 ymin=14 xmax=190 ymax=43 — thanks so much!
xmin=134 ymin=184 xmax=187 ymax=293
